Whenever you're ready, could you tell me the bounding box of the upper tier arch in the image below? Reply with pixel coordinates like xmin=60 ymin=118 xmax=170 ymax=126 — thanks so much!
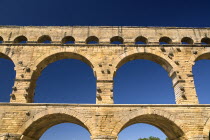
xmin=27 ymin=51 xmax=96 ymax=103
xmin=0 ymin=52 xmax=14 ymax=61
xmin=194 ymin=51 xmax=210 ymax=62
xmin=113 ymin=49 xmax=178 ymax=76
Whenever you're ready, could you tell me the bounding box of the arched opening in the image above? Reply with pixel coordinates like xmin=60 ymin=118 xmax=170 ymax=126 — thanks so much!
xmin=110 ymin=36 xmax=124 ymax=44
xmin=40 ymin=123 xmax=91 ymax=140
xmin=14 ymin=35 xmax=27 ymax=43
xmin=201 ymin=37 xmax=210 ymax=44
xmin=61 ymin=36 xmax=75 ymax=44
xmin=117 ymin=114 xmax=184 ymax=140
xmin=21 ymin=113 xmax=91 ymax=140
xmin=29 ymin=52 xmax=96 ymax=103
xmin=193 ymin=53 xmax=210 ymax=104
xmin=114 ymin=53 xmax=175 ymax=104
xmin=118 ymin=123 xmax=167 ymax=140
xmin=181 ymin=37 xmax=193 ymax=44
xmin=135 ymin=36 xmax=148 ymax=44
xmin=37 ymin=35 xmax=52 ymax=43
xmin=159 ymin=37 xmax=172 ymax=44
xmin=0 ymin=36 xmax=3 ymax=43
xmin=86 ymin=36 xmax=99 ymax=44
xmin=0 ymin=53 xmax=15 ymax=102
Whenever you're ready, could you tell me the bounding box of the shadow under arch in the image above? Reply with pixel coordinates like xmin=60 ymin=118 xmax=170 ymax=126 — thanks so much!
xmin=0 ymin=52 xmax=14 ymax=61
xmin=18 ymin=109 xmax=92 ymax=140
xmin=28 ymin=52 xmax=95 ymax=103
xmin=189 ymin=50 xmax=210 ymax=71
xmin=86 ymin=36 xmax=99 ymax=44
xmin=194 ymin=52 xmax=210 ymax=62
xmin=37 ymin=35 xmax=52 ymax=43
xmin=114 ymin=111 xmax=185 ymax=140
xmin=14 ymin=35 xmax=28 ymax=43
xmin=191 ymin=51 xmax=210 ymax=73
xmin=159 ymin=36 xmax=172 ymax=44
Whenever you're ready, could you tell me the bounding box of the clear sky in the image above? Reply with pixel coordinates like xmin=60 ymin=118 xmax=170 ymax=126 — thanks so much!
xmin=0 ymin=0 xmax=210 ymax=139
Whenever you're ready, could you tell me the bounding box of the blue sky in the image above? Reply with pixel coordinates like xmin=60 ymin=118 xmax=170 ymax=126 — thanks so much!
xmin=0 ymin=0 xmax=210 ymax=27
xmin=0 ymin=0 xmax=210 ymax=139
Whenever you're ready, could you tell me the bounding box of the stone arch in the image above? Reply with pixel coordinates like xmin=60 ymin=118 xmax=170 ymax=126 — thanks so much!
xmin=14 ymin=35 xmax=28 ymax=43
xmin=196 ymin=52 xmax=210 ymax=61
xmin=110 ymin=36 xmax=124 ymax=44
xmin=191 ymin=50 xmax=210 ymax=64
xmin=181 ymin=37 xmax=193 ymax=44
xmin=0 ymin=52 xmax=16 ymax=73
xmin=135 ymin=36 xmax=148 ymax=44
xmin=27 ymin=51 xmax=96 ymax=103
xmin=159 ymin=36 xmax=172 ymax=44
xmin=37 ymin=35 xmax=52 ymax=43
xmin=0 ymin=52 xmax=14 ymax=61
xmin=112 ymin=50 xmax=180 ymax=104
xmin=113 ymin=110 xmax=186 ymax=140
xmin=61 ymin=36 xmax=75 ymax=44
xmin=113 ymin=50 xmax=178 ymax=76
xmin=0 ymin=52 xmax=16 ymax=102
xmin=187 ymin=50 xmax=210 ymax=73
xmin=86 ymin=36 xmax=99 ymax=44
xmin=190 ymin=50 xmax=210 ymax=105
xmin=18 ymin=108 xmax=92 ymax=140
xmin=201 ymin=37 xmax=210 ymax=44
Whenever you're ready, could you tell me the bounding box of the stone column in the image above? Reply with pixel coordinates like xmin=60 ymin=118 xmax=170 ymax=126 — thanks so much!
xmin=10 ymin=79 xmax=33 ymax=103
xmin=96 ymin=80 xmax=114 ymax=104
xmin=10 ymin=66 xmax=33 ymax=103
xmin=95 ymin=61 xmax=114 ymax=104
xmin=91 ymin=136 xmax=117 ymax=140
xmin=169 ymin=69 xmax=199 ymax=104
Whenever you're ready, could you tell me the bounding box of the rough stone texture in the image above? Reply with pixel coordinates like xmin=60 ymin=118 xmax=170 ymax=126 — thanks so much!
xmin=0 ymin=26 xmax=210 ymax=139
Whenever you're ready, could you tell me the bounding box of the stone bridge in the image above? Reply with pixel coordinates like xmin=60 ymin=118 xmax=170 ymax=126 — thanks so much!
xmin=0 ymin=26 xmax=210 ymax=139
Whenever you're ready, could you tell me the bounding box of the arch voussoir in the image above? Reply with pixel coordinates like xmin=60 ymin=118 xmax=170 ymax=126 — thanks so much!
xmin=113 ymin=109 xmax=185 ymax=140
xmin=112 ymin=49 xmax=178 ymax=73
xmin=18 ymin=108 xmax=93 ymax=139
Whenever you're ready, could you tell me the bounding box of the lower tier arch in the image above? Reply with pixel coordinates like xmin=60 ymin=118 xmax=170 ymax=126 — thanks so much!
xmin=18 ymin=109 xmax=92 ymax=140
xmin=113 ymin=111 xmax=186 ymax=140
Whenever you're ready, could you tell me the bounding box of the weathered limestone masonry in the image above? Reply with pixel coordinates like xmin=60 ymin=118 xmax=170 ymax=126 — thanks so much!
xmin=0 ymin=26 xmax=210 ymax=139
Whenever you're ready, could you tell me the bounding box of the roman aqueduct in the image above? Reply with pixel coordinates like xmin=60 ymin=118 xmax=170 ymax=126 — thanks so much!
xmin=0 ymin=26 xmax=210 ymax=139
